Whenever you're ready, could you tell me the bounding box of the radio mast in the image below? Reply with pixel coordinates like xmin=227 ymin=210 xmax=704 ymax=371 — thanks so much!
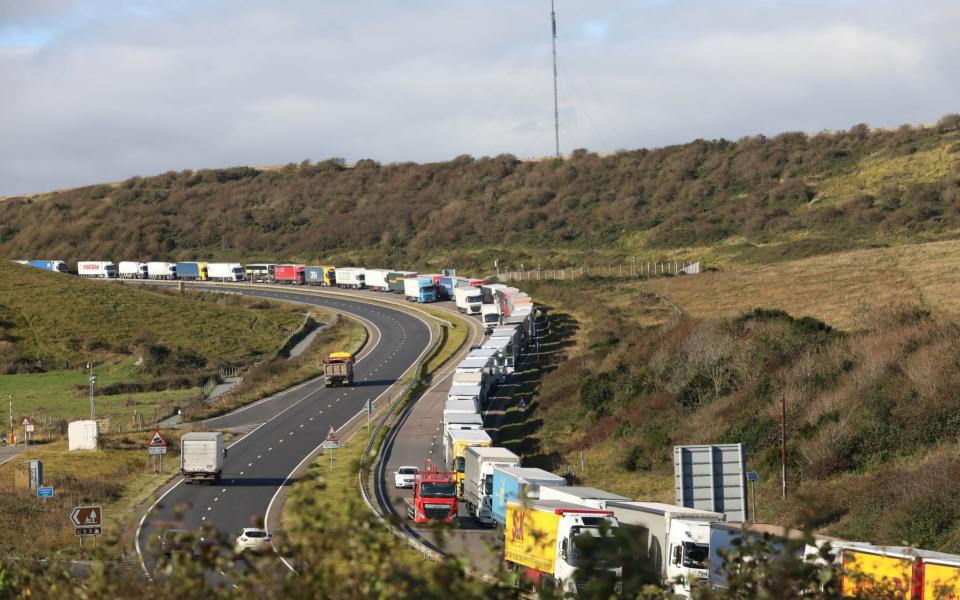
xmin=551 ymin=0 xmax=560 ymax=158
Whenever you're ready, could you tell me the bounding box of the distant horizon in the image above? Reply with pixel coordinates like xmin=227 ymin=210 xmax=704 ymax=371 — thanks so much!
xmin=2 ymin=0 xmax=958 ymax=195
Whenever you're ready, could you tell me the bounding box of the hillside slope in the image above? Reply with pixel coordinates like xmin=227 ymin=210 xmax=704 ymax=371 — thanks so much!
xmin=0 ymin=261 xmax=302 ymax=370
xmin=0 ymin=117 xmax=958 ymax=269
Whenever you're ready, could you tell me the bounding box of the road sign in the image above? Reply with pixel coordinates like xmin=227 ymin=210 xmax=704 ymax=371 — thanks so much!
xmin=518 ymin=399 xmax=527 ymax=414
xmin=71 ymin=505 xmax=102 ymax=527
xmin=148 ymin=430 xmax=167 ymax=448
xmin=148 ymin=446 xmax=167 ymax=455
xmin=321 ymin=425 xmax=341 ymax=450
xmin=37 ymin=486 xmax=54 ymax=499
xmin=75 ymin=526 xmax=102 ymax=536
xmin=366 ymin=398 xmax=373 ymax=415
xmin=21 ymin=417 xmax=29 ymax=427
xmin=747 ymin=471 xmax=759 ymax=482
xmin=24 ymin=424 xmax=34 ymax=433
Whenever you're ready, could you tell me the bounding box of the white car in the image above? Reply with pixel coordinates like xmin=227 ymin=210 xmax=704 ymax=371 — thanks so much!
xmin=394 ymin=466 xmax=418 ymax=488
xmin=234 ymin=527 xmax=272 ymax=554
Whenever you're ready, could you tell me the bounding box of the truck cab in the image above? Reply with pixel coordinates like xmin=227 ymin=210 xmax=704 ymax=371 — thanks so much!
xmin=323 ymin=352 xmax=355 ymax=387
xmin=406 ymin=466 xmax=458 ymax=524
xmin=505 ymin=499 xmax=622 ymax=595
xmin=481 ymin=304 xmax=501 ymax=333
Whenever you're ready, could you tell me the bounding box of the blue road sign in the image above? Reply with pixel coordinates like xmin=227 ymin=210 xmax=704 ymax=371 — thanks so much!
xmin=37 ymin=486 xmax=54 ymax=499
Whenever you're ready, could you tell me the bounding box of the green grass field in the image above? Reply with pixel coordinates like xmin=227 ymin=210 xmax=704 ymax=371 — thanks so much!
xmin=0 ymin=261 xmax=303 ymax=366
xmin=0 ymin=359 xmax=198 ymax=425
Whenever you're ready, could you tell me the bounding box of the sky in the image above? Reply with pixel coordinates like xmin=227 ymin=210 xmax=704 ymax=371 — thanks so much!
xmin=1 ymin=0 xmax=958 ymax=195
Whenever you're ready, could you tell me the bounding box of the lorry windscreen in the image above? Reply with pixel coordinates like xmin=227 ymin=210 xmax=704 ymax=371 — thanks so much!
xmin=682 ymin=542 xmax=709 ymax=569
xmin=570 ymin=527 xmax=621 ymax=567
xmin=483 ymin=314 xmax=499 ymax=323
xmin=420 ymin=482 xmax=456 ymax=498
xmin=467 ymin=295 xmax=482 ymax=303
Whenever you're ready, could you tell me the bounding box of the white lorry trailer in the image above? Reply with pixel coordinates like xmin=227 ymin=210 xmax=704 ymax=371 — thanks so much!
xmin=364 ymin=268 xmax=390 ymax=291
xmin=538 ymin=486 xmax=629 ymax=509
xmin=454 ymin=286 xmax=483 ymax=315
xmin=463 ymin=446 xmax=520 ymax=525
xmin=608 ymin=501 xmax=724 ymax=597
xmin=146 ymin=261 xmax=177 ymax=280
xmin=77 ymin=261 xmax=117 ymax=278
xmin=118 ymin=261 xmax=148 ymax=279
xmin=180 ymin=432 xmax=226 ymax=483
xmin=207 ymin=262 xmax=245 ymax=282
xmin=335 ymin=267 xmax=366 ymax=289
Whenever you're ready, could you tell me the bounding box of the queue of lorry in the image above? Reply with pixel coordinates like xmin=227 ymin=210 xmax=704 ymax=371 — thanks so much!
xmin=15 ymin=257 xmax=960 ymax=596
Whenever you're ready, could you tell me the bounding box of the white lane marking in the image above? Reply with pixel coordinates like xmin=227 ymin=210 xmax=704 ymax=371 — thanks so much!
xmin=240 ymin=471 xmax=245 ymax=475
xmin=269 ymin=447 xmax=273 ymax=451
xmin=257 ymin=455 xmax=262 ymax=459
xmin=248 ymin=462 xmax=253 ymax=467
xmin=201 ymin=516 xmax=206 ymax=521
xmin=214 ymin=497 xmax=219 ymax=502
xmin=221 ymin=488 xmax=226 ymax=492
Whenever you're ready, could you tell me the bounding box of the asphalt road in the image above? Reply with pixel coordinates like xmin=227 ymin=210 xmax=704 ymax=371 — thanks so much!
xmin=377 ymin=302 xmax=534 ymax=574
xmin=136 ymin=287 xmax=433 ymax=576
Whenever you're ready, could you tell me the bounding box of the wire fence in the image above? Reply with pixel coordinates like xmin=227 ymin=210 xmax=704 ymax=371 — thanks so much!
xmin=497 ymin=260 xmax=701 ymax=282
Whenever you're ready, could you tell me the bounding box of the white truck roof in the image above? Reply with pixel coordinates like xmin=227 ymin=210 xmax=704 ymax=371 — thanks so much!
xmin=448 ymin=384 xmax=482 ymax=396
xmin=610 ymin=501 xmax=725 ymax=520
xmin=495 ymin=466 xmax=567 ymax=484
xmin=447 ymin=429 xmax=492 ymax=443
xmin=468 ymin=348 xmax=499 ymax=358
xmin=509 ymin=498 xmax=614 ymax=515
xmin=445 ymin=413 xmax=483 ymax=425
xmin=465 ymin=446 xmax=518 ymax=461
xmin=457 ymin=356 xmax=493 ymax=370
xmin=481 ymin=337 xmax=510 ymax=350
xmin=539 ymin=486 xmax=629 ymax=503
xmin=182 ymin=432 xmax=222 ymax=441
xmin=444 ymin=398 xmax=478 ymax=413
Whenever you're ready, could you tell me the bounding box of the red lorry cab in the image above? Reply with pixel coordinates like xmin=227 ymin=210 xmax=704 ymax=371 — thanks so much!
xmin=274 ymin=264 xmax=305 ymax=284
xmin=407 ymin=465 xmax=458 ymax=524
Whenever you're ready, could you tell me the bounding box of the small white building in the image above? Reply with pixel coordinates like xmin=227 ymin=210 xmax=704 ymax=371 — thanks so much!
xmin=68 ymin=420 xmax=99 ymax=451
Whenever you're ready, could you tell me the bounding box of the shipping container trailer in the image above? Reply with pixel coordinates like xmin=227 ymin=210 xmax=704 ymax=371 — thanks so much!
xmin=305 ymin=266 xmax=324 ymax=285
xmin=175 ymin=262 xmax=208 ymax=281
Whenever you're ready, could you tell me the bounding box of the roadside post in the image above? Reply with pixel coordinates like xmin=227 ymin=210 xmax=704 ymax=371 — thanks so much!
xmin=71 ymin=505 xmax=103 ymax=548
xmin=22 ymin=417 xmax=33 ymax=447
xmin=147 ymin=430 xmax=168 ymax=473
xmin=747 ymin=471 xmax=759 ymax=522
xmin=322 ymin=425 xmax=341 ymax=469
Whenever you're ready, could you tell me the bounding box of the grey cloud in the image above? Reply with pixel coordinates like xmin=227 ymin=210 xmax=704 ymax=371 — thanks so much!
xmin=1 ymin=0 xmax=959 ymax=195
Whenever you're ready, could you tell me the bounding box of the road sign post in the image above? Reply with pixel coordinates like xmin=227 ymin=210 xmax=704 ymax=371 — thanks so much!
xmin=148 ymin=430 xmax=168 ymax=473
xmin=71 ymin=505 xmax=103 ymax=546
xmin=37 ymin=485 xmax=54 ymax=501
xmin=22 ymin=417 xmax=30 ymax=447
xmin=322 ymin=425 xmax=341 ymax=469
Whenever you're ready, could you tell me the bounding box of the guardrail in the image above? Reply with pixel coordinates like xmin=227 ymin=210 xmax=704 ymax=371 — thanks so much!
xmin=356 ymin=322 xmax=446 ymax=561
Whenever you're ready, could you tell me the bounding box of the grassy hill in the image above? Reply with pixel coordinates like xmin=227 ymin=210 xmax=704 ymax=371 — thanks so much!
xmin=0 ymin=261 xmax=301 ymax=368
xmin=510 ymin=239 xmax=960 ymax=553
xmin=0 ymin=116 xmax=958 ymax=271
xmin=0 ymin=262 xmax=304 ymax=423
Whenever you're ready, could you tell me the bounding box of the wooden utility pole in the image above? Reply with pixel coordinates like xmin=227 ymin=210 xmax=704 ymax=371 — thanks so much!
xmin=780 ymin=393 xmax=787 ymax=499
